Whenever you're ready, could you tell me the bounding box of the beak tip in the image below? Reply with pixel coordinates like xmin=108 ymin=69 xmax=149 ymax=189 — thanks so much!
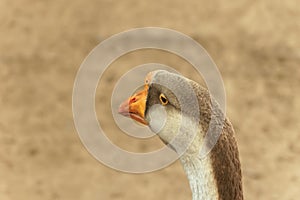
xmin=118 ymin=100 xmax=130 ymax=116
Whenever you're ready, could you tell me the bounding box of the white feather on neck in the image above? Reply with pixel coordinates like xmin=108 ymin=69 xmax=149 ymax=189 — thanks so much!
xmin=180 ymin=154 xmax=218 ymax=200
xmin=147 ymin=105 xmax=219 ymax=200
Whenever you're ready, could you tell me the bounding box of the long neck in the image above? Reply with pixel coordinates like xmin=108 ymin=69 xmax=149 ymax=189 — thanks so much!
xmin=180 ymin=119 xmax=244 ymax=200
xmin=180 ymin=155 xmax=219 ymax=200
xmin=208 ymin=120 xmax=244 ymax=200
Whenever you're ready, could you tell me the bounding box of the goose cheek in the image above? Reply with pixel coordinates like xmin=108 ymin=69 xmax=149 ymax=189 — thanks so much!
xmin=148 ymin=104 xmax=167 ymax=133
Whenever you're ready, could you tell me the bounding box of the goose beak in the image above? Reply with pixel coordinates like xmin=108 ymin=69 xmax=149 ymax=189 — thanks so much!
xmin=118 ymin=87 xmax=148 ymax=125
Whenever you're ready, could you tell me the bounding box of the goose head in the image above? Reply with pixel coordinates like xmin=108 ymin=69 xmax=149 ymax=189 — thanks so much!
xmin=118 ymin=70 xmax=243 ymax=200
xmin=119 ymin=70 xmax=201 ymax=154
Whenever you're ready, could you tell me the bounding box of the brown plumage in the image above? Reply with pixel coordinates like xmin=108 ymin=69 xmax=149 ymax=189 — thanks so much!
xmin=119 ymin=70 xmax=243 ymax=200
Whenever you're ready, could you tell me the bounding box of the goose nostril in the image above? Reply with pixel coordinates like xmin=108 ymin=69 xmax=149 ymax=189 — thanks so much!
xmin=130 ymin=97 xmax=136 ymax=103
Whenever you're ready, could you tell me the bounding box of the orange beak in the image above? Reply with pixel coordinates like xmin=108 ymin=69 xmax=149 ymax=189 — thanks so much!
xmin=118 ymin=87 xmax=148 ymax=125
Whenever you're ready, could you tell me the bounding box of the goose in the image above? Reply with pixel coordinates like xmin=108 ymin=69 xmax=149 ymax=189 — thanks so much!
xmin=118 ymin=70 xmax=243 ymax=200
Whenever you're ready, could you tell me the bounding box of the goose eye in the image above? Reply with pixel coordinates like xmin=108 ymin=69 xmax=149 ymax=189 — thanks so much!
xmin=159 ymin=94 xmax=168 ymax=105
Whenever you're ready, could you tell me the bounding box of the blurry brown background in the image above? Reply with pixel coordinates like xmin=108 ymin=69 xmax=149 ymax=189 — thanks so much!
xmin=1 ymin=0 xmax=300 ymax=200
